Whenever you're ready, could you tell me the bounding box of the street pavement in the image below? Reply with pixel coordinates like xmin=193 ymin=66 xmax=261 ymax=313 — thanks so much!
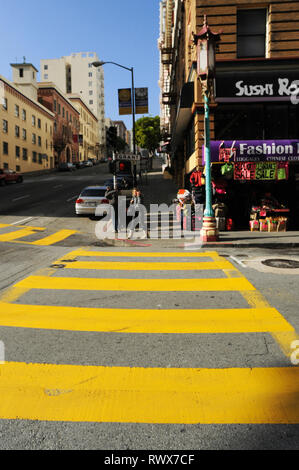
xmin=0 ymin=160 xmax=298 ymax=451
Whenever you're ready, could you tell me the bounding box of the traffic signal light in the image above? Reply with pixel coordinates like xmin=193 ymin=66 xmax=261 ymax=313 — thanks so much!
xmin=118 ymin=160 xmax=131 ymax=173
xmin=106 ymin=126 xmax=117 ymax=149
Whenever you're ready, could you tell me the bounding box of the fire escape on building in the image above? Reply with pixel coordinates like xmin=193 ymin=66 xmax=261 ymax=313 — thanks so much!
xmin=161 ymin=47 xmax=176 ymax=106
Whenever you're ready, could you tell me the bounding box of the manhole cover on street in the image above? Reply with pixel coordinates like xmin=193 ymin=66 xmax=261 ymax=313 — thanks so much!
xmin=261 ymin=259 xmax=299 ymax=269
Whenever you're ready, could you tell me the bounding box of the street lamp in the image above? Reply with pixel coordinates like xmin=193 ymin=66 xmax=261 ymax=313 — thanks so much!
xmin=91 ymin=61 xmax=136 ymax=155
xmin=193 ymin=16 xmax=221 ymax=242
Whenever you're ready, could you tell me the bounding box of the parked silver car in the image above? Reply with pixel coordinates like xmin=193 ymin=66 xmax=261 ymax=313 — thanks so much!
xmin=58 ymin=162 xmax=76 ymax=171
xmin=75 ymin=186 xmax=109 ymax=215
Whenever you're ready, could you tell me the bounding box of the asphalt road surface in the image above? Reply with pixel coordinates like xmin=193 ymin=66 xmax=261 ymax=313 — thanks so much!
xmin=0 ymin=162 xmax=298 ymax=452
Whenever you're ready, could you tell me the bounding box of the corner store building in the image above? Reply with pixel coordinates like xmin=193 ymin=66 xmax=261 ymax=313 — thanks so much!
xmin=158 ymin=0 xmax=299 ymax=228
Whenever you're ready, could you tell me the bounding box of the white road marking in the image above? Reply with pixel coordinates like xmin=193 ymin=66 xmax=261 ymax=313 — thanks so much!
xmin=10 ymin=217 xmax=34 ymax=225
xmin=12 ymin=195 xmax=30 ymax=202
xmin=230 ymin=256 xmax=247 ymax=268
xmin=53 ymin=185 xmax=63 ymax=189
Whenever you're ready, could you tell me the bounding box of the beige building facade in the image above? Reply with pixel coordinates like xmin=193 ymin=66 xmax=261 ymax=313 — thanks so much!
xmin=0 ymin=68 xmax=55 ymax=173
xmin=68 ymin=95 xmax=99 ymax=162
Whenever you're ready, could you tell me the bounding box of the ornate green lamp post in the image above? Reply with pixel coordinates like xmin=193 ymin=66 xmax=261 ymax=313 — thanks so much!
xmin=193 ymin=16 xmax=221 ymax=242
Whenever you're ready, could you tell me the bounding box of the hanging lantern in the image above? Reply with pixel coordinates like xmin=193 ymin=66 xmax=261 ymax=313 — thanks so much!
xmin=193 ymin=15 xmax=221 ymax=81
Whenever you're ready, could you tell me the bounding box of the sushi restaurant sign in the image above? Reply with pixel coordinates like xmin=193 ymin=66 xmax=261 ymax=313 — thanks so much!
xmin=215 ymin=71 xmax=299 ymax=102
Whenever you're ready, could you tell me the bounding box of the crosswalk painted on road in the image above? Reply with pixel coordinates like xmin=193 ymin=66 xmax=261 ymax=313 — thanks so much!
xmin=0 ymin=249 xmax=298 ymax=424
xmin=1 ymin=361 xmax=298 ymax=423
xmin=0 ymin=223 xmax=77 ymax=245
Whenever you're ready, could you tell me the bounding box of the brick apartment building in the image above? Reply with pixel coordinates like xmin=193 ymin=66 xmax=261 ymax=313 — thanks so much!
xmin=159 ymin=0 xmax=299 ymax=229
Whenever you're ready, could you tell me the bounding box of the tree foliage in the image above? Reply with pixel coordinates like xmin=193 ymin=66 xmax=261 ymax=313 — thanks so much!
xmin=135 ymin=116 xmax=161 ymax=153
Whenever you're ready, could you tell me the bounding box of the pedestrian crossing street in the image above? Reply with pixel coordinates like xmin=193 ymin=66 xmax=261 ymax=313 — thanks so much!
xmin=0 ymin=223 xmax=77 ymax=246
xmin=0 ymin=248 xmax=298 ymax=424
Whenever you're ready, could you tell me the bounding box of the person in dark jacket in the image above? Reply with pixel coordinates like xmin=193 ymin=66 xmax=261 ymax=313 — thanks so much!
xmin=105 ymin=185 xmax=119 ymax=231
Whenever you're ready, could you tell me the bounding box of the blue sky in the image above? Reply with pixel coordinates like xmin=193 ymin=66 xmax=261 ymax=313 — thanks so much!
xmin=0 ymin=0 xmax=161 ymax=131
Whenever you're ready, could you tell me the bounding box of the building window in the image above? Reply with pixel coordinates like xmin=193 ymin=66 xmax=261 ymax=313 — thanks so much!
xmin=22 ymin=148 xmax=28 ymax=160
xmin=3 ymin=120 xmax=8 ymax=133
xmin=32 ymin=133 xmax=36 ymax=144
xmin=38 ymin=118 xmax=41 ymax=128
xmin=32 ymin=115 xmax=36 ymax=126
xmin=15 ymin=125 xmax=20 ymax=137
xmin=44 ymin=74 xmax=48 ymax=80
xmin=3 ymin=162 xmax=8 ymax=169
xmin=44 ymin=65 xmax=48 ymax=70
xmin=38 ymin=153 xmax=43 ymax=164
xmin=22 ymin=129 xmax=27 ymax=140
xmin=16 ymin=146 xmax=20 ymax=158
xmin=54 ymin=100 xmax=57 ymax=112
xmin=15 ymin=104 xmax=20 ymax=117
xmin=16 ymin=165 xmax=20 ymax=172
xmin=32 ymin=151 xmax=37 ymax=162
xmin=237 ymin=9 xmax=267 ymax=58
xmin=3 ymin=142 xmax=8 ymax=155
xmin=22 ymin=109 xmax=26 ymax=121
xmin=89 ymin=100 xmax=93 ymax=105
xmin=58 ymin=103 xmax=61 ymax=114
xmin=2 ymin=98 xmax=7 ymax=110
xmin=88 ymin=73 xmax=92 ymax=77
xmin=38 ymin=136 xmax=41 ymax=146
xmin=62 ymin=107 xmax=65 ymax=118
xmin=19 ymin=68 xmax=24 ymax=78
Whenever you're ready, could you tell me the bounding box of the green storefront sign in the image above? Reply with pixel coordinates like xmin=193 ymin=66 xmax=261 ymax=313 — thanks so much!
xmin=255 ymin=162 xmax=277 ymax=180
xmin=234 ymin=161 xmax=288 ymax=181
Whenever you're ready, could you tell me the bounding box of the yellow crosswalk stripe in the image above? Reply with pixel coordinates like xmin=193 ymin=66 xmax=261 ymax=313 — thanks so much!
xmin=0 ymin=362 xmax=298 ymax=423
xmin=29 ymin=230 xmax=78 ymax=246
xmin=0 ymin=228 xmax=44 ymax=242
xmin=0 ymin=302 xmax=293 ymax=333
xmin=0 ymin=224 xmax=45 ymax=230
xmin=60 ymin=249 xmax=220 ymax=259
xmin=53 ymin=260 xmax=236 ymax=271
xmin=0 ymin=224 xmax=77 ymax=246
xmin=15 ymin=275 xmax=256 ymax=292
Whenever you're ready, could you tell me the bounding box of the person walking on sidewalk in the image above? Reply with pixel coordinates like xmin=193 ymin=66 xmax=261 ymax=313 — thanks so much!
xmin=128 ymin=188 xmax=146 ymax=239
xmin=130 ymin=187 xmax=143 ymax=208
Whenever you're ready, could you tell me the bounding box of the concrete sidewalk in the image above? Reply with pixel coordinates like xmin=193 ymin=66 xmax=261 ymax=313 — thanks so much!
xmin=202 ymin=230 xmax=299 ymax=249
xmin=138 ymin=159 xmax=299 ymax=249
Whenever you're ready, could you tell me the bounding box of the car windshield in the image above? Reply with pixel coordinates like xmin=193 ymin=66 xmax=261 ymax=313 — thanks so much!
xmin=80 ymin=189 xmax=106 ymax=197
